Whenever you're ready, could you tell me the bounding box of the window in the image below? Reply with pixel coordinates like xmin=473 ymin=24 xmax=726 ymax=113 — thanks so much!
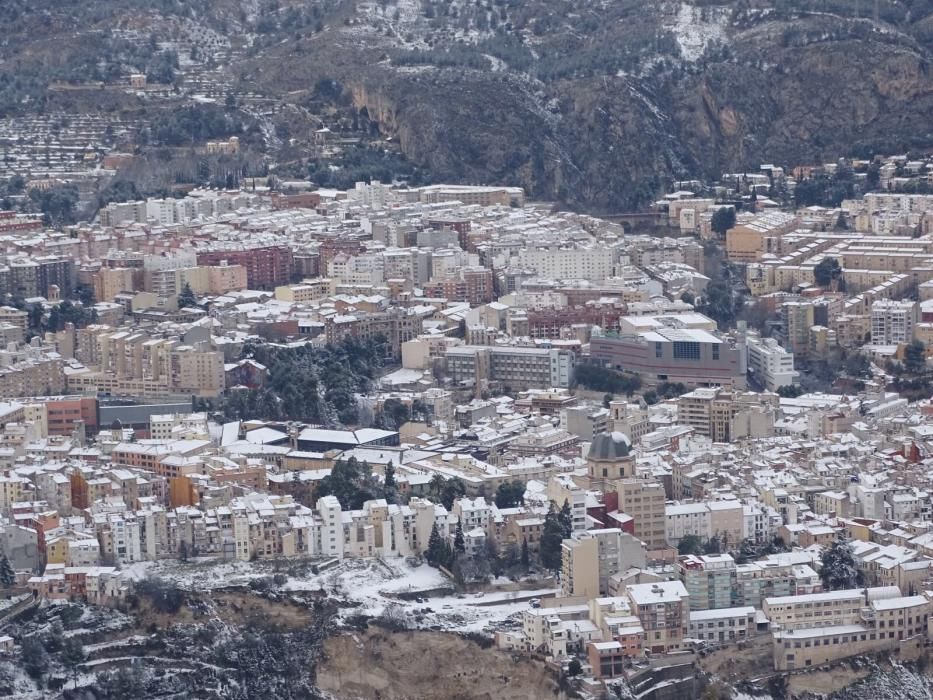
xmin=712 ymin=345 xmax=720 ymax=360
xmin=672 ymin=341 xmax=701 ymax=361
xmin=655 ymin=342 xmax=663 ymax=358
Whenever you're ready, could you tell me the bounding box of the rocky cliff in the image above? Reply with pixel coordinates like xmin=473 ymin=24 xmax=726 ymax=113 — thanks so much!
xmin=254 ymin=0 xmax=933 ymax=211
xmin=2 ymin=0 xmax=933 ymax=212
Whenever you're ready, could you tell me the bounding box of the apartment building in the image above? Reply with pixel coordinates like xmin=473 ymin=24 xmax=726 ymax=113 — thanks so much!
xmin=514 ymin=245 xmax=615 ymax=282
xmin=616 ymin=479 xmax=666 ymax=549
xmin=678 ymin=554 xmax=737 ymax=611
xmin=93 ymin=267 xmax=138 ymax=303
xmin=745 ymin=332 xmax=798 ymax=391
xmin=675 ymin=388 xmax=777 ymax=443
xmin=626 ymin=581 xmax=690 ymax=654
xmin=169 ymin=347 xmax=225 ymax=396
xmin=689 ymin=606 xmax=757 ymax=647
xmin=418 ymin=185 xmax=524 ymax=207
xmin=725 ymin=212 xmax=800 ymax=263
xmin=563 ymin=405 xmax=610 ymax=442
xmin=0 ymin=348 xmax=65 ymax=399
xmin=71 ymin=327 xmax=225 ymax=398
xmin=445 ymin=346 xmax=574 ymax=391
xmin=772 ymin=593 xmax=930 ymax=671
xmin=781 ymin=302 xmax=815 ymax=356
xmin=666 ymin=502 xmax=711 ymax=545
xmin=196 ymin=245 xmax=293 ymax=289
xmin=763 ymin=588 xmax=890 ymax=631
xmin=561 ymin=528 xmax=647 ymax=598
xmin=422 ymin=266 xmax=494 ymax=306
xmin=870 ymin=299 xmax=917 ymax=344
xmin=274 ymin=278 xmax=335 ymax=304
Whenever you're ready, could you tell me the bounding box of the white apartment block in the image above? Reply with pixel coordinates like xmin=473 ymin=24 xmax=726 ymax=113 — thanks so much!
xmin=327 ymin=253 xmax=385 ymax=286
xmin=514 ymin=246 xmax=615 ymax=282
xmin=745 ymin=332 xmax=798 ymax=391
xmin=870 ymin=299 xmax=916 ymax=345
xmin=666 ymin=502 xmax=712 ymax=545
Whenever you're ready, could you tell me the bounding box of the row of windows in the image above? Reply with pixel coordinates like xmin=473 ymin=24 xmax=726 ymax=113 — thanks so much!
xmin=786 ymin=629 xmax=905 ymax=650
xmin=672 ymin=341 xmax=701 ymax=360
xmin=694 ymin=619 xmax=745 ymax=630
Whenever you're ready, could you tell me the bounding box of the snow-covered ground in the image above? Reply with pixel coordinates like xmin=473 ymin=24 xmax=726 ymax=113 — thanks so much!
xmin=125 ymin=556 xmax=555 ymax=634
xmin=302 ymin=557 xmax=556 ymax=632
xmin=668 ymin=2 xmax=729 ymax=62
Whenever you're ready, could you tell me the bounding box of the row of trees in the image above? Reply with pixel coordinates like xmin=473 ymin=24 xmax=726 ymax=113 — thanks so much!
xmin=28 ymin=184 xmax=79 ymax=227
xmin=574 ymin=363 xmax=643 ymax=397
xmin=375 ymin=397 xmax=432 ymax=430
xmin=147 ymin=104 xmax=244 ymax=147
xmin=307 ymin=144 xmax=428 ymax=190
xmin=793 ymin=168 xmax=858 ymax=208
xmin=676 ymin=534 xmax=726 ymax=557
xmin=314 ymin=457 xmax=394 ymax=510
xmin=422 ymin=499 xmax=574 ymax=580
xmin=643 ymin=381 xmax=689 ymax=405
xmin=301 ymin=459 xmax=469 ymax=512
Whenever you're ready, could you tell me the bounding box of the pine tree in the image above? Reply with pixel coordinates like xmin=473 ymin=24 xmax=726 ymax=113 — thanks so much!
xmin=442 ymin=540 xmax=454 ymax=569
xmin=454 ymin=519 xmax=465 ymax=555
xmin=820 ymin=538 xmax=861 ymax=590
xmin=539 ymin=504 xmax=564 ymax=572
xmin=20 ymin=637 xmax=48 ymax=681
xmin=384 ymin=462 xmax=397 ymax=504
xmin=558 ymin=499 xmax=573 ymax=539
xmin=61 ymin=637 xmax=85 ymax=688
xmin=426 ymin=523 xmax=442 ymax=566
xmin=384 ymin=462 xmax=396 ymax=491
xmin=520 ymin=538 xmax=530 ymax=569
xmin=0 ymin=553 xmax=14 ymax=587
xmin=178 ymin=282 xmax=198 ymax=309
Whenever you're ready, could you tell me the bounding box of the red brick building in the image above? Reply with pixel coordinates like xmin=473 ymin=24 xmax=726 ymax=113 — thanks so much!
xmin=527 ymin=307 xmax=625 ymax=339
xmin=0 ymin=211 xmax=42 ymax=234
xmin=422 ymin=267 xmax=493 ymax=306
xmin=197 ymin=246 xmax=293 ymax=289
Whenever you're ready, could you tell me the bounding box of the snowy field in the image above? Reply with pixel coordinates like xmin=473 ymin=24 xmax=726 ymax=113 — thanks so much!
xmin=668 ymin=2 xmax=729 ymax=62
xmin=124 ymin=557 xmax=557 ymax=634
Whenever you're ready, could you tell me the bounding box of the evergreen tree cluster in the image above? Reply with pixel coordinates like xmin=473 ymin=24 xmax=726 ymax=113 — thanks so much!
xmin=425 ymin=521 xmax=457 ymax=570
xmin=177 ymin=282 xmax=199 ymax=309
xmin=315 ymin=457 xmax=386 ymax=511
xmin=538 ymin=500 xmax=573 ymax=572
xmin=427 ymin=473 xmax=467 ymax=510
xmin=710 ymin=207 xmax=736 ymax=236
xmin=820 ymin=538 xmax=862 ymax=590
xmin=223 ymin=335 xmax=387 ymax=425
xmin=42 ymin=300 xmax=97 ymax=333
xmin=574 ymin=363 xmax=643 ymax=398
xmin=147 ymin=104 xmax=244 ymax=147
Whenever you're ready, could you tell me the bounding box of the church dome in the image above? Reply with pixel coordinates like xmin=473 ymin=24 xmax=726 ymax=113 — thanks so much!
xmin=588 ymin=431 xmax=631 ymax=461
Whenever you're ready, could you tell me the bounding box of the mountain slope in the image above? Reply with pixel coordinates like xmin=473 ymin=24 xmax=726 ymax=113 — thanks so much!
xmin=2 ymin=0 xmax=933 ymax=211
